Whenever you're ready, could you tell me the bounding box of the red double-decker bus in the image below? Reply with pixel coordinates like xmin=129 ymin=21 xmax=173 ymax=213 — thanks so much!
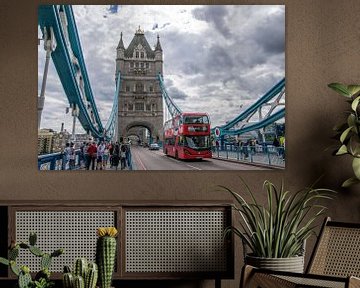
xmin=163 ymin=112 xmax=212 ymax=160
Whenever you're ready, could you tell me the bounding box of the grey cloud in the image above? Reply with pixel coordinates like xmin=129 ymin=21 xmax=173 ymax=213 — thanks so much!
xmin=168 ymin=86 xmax=189 ymax=100
xmin=205 ymin=45 xmax=234 ymax=69
xmin=164 ymin=78 xmax=189 ymax=101
xmin=253 ymin=10 xmax=285 ymax=54
xmin=192 ymin=6 xmax=231 ymax=37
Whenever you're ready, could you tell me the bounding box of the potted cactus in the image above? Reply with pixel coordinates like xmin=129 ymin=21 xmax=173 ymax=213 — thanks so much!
xmin=96 ymin=227 xmax=118 ymax=288
xmin=62 ymin=258 xmax=98 ymax=288
xmin=0 ymin=232 xmax=63 ymax=288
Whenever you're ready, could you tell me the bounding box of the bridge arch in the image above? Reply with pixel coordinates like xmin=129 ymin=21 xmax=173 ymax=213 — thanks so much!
xmin=125 ymin=121 xmax=159 ymax=143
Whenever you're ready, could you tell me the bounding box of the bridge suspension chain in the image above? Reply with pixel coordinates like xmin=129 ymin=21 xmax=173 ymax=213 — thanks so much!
xmin=158 ymin=73 xmax=182 ymax=119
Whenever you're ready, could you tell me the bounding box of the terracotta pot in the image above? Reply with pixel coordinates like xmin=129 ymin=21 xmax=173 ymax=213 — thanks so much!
xmin=245 ymin=254 xmax=304 ymax=273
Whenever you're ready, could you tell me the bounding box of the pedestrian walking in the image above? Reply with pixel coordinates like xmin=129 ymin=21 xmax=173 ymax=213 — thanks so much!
xmin=120 ymin=144 xmax=126 ymax=170
xmin=69 ymin=142 xmax=76 ymax=170
xmin=63 ymin=143 xmax=71 ymax=170
xmin=103 ymin=144 xmax=110 ymax=169
xmin=108 ymin=142 xmax=114 ymax=167
xmin=84 ymin=143 xmax=91 ymax=170
xmin=112 ymin=142 xmax=120 ymax=170
xmin=96 ymin=141 xmax=105 ymax=170
xmin=79 ymin=142 xmax=86 ymax=168
xmin=87 ymin=142 xmax=97 ymax=170
xmin=125 ymin=139 xmax=132 ymax=169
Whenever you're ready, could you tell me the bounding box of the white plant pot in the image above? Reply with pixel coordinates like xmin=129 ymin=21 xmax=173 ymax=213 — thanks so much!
xmin=245 ymin=254 xmax=305 ymax=273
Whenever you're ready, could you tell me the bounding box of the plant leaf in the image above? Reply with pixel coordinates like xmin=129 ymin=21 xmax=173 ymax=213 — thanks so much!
xmin=0 ymin=257 xmax=9 ymax=266
xmin=347 ymin=114 xmax=356 ymax=128
xmin=340 ymin=126 xmax=353 ymax=143
xmin=328 ymin=83 xmax=351 ymax=97
xmin=336 ymin=145 xmax=348 ymax=155
xmin=342 ymin=177 xmax=360 ymax=188
xmin=347 ymin=85 xmax=360 ymax=97
xmin=351 ymin=96 xmax=360 ymax=111
xmin=352 ymin=157 xmax=360 ymax=179
xmin=349 ymin=135 xmax=360 ymax=157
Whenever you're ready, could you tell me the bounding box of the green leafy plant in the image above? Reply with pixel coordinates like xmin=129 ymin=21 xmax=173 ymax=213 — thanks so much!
xmin=221 ymin=179 xmax=335 ymax=258
xmin=0 ymin=232 xmax=63 ymax=288
xmin=328 ymin=83 xmax=360 ymax=187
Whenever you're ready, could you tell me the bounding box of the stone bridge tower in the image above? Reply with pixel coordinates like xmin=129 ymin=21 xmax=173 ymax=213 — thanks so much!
xmin=115 ymin=27 xmax=163 ymax=143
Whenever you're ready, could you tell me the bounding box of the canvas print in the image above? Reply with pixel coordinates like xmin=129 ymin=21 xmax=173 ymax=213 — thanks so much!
xmin=37 ymin=5 xmax=285 ymax=171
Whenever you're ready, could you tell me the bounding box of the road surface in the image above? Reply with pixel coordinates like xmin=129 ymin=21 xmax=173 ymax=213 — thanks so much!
xmin=130 ymin=145 xmax=268 ymax=171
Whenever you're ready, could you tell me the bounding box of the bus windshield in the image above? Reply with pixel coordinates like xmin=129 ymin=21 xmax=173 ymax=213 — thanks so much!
xmin=183 ymin=136 xmax=210 ymax=150
xmin=183 ymin=115 xmax=209 ymax=124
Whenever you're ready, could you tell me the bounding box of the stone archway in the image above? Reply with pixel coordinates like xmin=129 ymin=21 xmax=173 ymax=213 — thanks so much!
xmin=124 ymin=120 xmax=160 ymax=143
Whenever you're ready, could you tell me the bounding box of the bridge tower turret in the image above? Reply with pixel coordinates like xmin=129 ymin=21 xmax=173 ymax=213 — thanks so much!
xmin=116 ymin=32 xmax=125 ymax=81
xmin=154 ymin=35 xmax=163 ymax=75
xmin=116 ymin=27 xmax=164 ymax=143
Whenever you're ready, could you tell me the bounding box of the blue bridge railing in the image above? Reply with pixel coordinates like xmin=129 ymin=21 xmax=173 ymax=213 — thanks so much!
xmin=38 ymin=150 xmax=82 ymax=170
xmin=212 ymin=145 xmax=285 ymax=167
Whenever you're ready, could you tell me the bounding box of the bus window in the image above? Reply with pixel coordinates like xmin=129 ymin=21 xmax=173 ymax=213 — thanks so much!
xmin=184 ymin=136 xmax=210 ymax=149
xmin=183 ymin=115 xmax=209 ymax=124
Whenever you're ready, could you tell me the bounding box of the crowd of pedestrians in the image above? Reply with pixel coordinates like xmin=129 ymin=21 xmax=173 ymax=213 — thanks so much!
xmin=63 ymin=137 xmax=132 ymax=170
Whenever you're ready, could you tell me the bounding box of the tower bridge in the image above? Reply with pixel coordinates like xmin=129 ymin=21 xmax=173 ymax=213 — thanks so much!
xmin=116 ymin=27 xmax=164 ymax=143
xmin=37 ymin=5 xmax=285 ymax=170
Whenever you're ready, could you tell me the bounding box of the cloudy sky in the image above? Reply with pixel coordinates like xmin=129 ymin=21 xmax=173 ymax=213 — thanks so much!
xmin=38 ymin=5 xmax=285 ymax=133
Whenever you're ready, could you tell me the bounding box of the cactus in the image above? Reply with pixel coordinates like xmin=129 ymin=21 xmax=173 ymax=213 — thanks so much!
xmin=73 ymin=275 xmax=85 ymax=288
xmin=41 ymin=253 xmax=52 ymax=270
xmin=10 ymin=260 xmax=20 ymax=276
xmin=0 ymin=233 xmax=63 ymax=288
xmin=74 ymin=258 xmax=87 ymax=279
xmin=0 ymin=257 xmax=9 ymax=266
xmin=63 ymin=259 xmax=98 ymax=288
xmin=96 ymin=227 xmax=118 ymax=288
xmin=29 ymin=245 xmax=44 ymax=257
xmin=85 ymin=262 xmax=98 ymax=288
xmin=29 ymin=232 xmax=37 ymax=246
xmin=19 ymin=243 xmax=30 ymax=249
xmin=35 ymin=268 xmax=50 ymax=281
xmin=51 ymin=248 xmax=64 ymax=257
xmin=64 ymin=265 xmax=72 ymax=273
xmin=63 ymin=272 xmax=74 ymax=288
xmin=18 ymin=270 xmax=32 ymax=288
xmin=9 ymin=246 xmax=19 ymax=260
